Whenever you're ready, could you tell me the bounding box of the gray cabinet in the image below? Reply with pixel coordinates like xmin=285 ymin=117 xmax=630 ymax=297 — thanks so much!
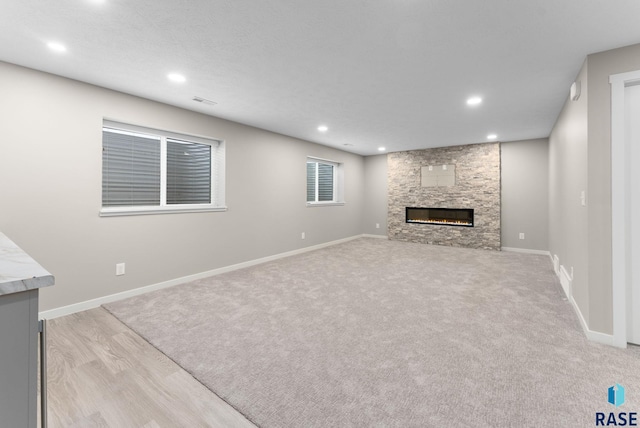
xmin=0 ymin=232 xmax=54 ymax=428
xmin=0 ymin=290 xmax=39 ymax=428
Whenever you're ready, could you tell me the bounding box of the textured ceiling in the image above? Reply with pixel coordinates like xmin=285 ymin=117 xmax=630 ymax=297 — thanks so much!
xmin=2 ymin=1 xmax=640 ymax=155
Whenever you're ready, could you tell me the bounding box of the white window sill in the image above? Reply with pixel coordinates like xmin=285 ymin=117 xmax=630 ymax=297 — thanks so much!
xmin=306 ymin=202 xmax=346 ymax=207
xmin=100 ymin=205 xmax=228 ymax=217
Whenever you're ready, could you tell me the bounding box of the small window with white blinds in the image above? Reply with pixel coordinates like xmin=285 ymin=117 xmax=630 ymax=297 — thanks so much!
xmin=166 ymin=139 xmax=211 ymax=205
xmin=102 ymin=129 xmax=161 ymax=207
xmin=101 ymin=120 xmax=226 ymax=216
xmin=306 ymin=157 xmax=345 ymax=206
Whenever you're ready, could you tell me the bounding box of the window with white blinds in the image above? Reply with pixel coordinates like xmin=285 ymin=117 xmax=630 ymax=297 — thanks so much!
xmin=166 ymin=139 xmax=211 ymax=205
xmin=306 ymin=157 xmax=344 ymax=205
xmin=101 ymin=121 xmax=225 ymax=216
xmin=102 ymin=129 xmax=161 ymax=207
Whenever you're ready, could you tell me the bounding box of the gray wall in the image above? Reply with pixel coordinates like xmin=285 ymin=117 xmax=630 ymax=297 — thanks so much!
xmin=362 ymin=155 xmax=388 ymax=236
xmin=549 ymin=60 xmax=589 ymax=325
xmin=586 ymin=43 xmax=640 ymax=333
xmin=500 ymin=139 xmax=549 ymax=251
xmin=549 ymin=42 xmax=640 ymax=335
xmin=0 ymin=61 xmax=365 ymax=312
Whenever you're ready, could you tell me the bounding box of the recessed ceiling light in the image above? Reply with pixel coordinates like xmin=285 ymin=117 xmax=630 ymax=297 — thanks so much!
xmin=47 ymin=42 xmax=67 ymax=53
xmin=487 ymin=134 xmax=497 ymax=140
xmin=466 ymin=96 xmax=482 ymax=106
xmin=167 ymin=73 xmax=186 ymax=83
xmin=317 ymin=125 xmax=328 ymax=132
xmin=378 ymin=147 xmax=386 ymax=152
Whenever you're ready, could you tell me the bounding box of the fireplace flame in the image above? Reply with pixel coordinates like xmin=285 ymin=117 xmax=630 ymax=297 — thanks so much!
xmin=407 ymin=219 xmax=472 ymax=226
xmin=405 ymin=207 xmax=474 ymax=227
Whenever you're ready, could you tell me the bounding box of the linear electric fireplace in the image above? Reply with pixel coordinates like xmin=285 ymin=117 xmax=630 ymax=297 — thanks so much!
xmin=406 ymin=207 xmax=474 ymax=227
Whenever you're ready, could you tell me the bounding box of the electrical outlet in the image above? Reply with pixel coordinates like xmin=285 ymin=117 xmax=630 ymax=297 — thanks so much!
xmin=519 ymin=233 xmax=525 ymax=240
xmin=116 ymin=263 xmax=125 ymax=276
xmin=301 ymin=232 xmax=305 ymax=240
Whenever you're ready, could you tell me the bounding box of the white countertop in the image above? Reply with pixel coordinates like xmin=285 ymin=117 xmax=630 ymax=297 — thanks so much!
xmin=0 ymin=232 xmax=54 ymax=296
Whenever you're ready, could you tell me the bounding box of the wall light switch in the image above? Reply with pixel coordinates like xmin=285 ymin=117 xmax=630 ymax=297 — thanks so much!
xmin=116 ymin=263 xmax=125 ymax=276
xmin=301 ymin=232 xmax=305 ymax=240
xmin=519 ymin=233 xmax=525 ymax=240
xmin=580 ymin=190 xmax=586 ymax=206
xmin=376 ymin=223 xmax=380 ymax=229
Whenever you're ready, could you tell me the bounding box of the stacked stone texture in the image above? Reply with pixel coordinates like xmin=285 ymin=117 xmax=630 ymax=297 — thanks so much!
xmin=387 ymin=143 xmax=501 ymax=250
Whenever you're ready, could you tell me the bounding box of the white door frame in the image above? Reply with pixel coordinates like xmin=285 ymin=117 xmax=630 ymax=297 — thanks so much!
xmin=610 ymin=70 xmax=640 ymax=348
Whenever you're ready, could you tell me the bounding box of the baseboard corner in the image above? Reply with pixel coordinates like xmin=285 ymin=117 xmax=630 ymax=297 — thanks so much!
xmin=567 ymin=294 xmax=618 ymax=347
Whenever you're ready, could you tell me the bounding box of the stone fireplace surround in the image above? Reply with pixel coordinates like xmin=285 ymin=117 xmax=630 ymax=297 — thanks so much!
xmin=387 ymin=143 xmax=501 ymax=250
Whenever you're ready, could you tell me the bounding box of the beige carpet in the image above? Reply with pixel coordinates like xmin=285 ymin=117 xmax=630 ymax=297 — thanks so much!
xmin=104 ymin=238 xmax=640 ymax=427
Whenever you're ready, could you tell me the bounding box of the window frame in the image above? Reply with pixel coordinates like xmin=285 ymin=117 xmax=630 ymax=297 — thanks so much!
xmin=306 ymin=156 xmax=345 ymax=207
xmin=100 ymin=120 xmax=226 ymax=217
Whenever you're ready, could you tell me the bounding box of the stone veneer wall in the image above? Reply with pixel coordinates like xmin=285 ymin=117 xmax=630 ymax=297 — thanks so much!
xmin=388 ymin=143 xmax=501 ymax=250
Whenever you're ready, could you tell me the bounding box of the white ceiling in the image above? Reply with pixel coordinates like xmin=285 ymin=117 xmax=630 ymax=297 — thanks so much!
xmin=2 ymin=1 xmax=640 ymax=155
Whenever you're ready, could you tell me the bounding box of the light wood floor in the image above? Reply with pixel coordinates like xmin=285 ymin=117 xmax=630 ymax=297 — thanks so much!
xmin=41 ymin=307 xmax=257 ymax=428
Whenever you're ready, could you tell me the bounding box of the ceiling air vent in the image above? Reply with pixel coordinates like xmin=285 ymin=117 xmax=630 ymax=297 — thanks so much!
xmin=192 ymin=96 xmax=217 ymax=106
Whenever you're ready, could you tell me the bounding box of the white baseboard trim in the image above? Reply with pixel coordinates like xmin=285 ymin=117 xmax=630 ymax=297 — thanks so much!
xmin=39 ymin=234 xmax=365 ymax=320
xmin=552 ymin=260 xmax=619 ymax=348
xmin=568 ymin=293 xmax=617 ymax=347
xmin=559 ymin=265 xmax=572 ymax=299
xmin=501 ymin=247 xmax=551 ymax=256
xmin=362 ymin=234 xmax=388 ymax=239
xmin=552 ymin=254 xmax=560 ymax=276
